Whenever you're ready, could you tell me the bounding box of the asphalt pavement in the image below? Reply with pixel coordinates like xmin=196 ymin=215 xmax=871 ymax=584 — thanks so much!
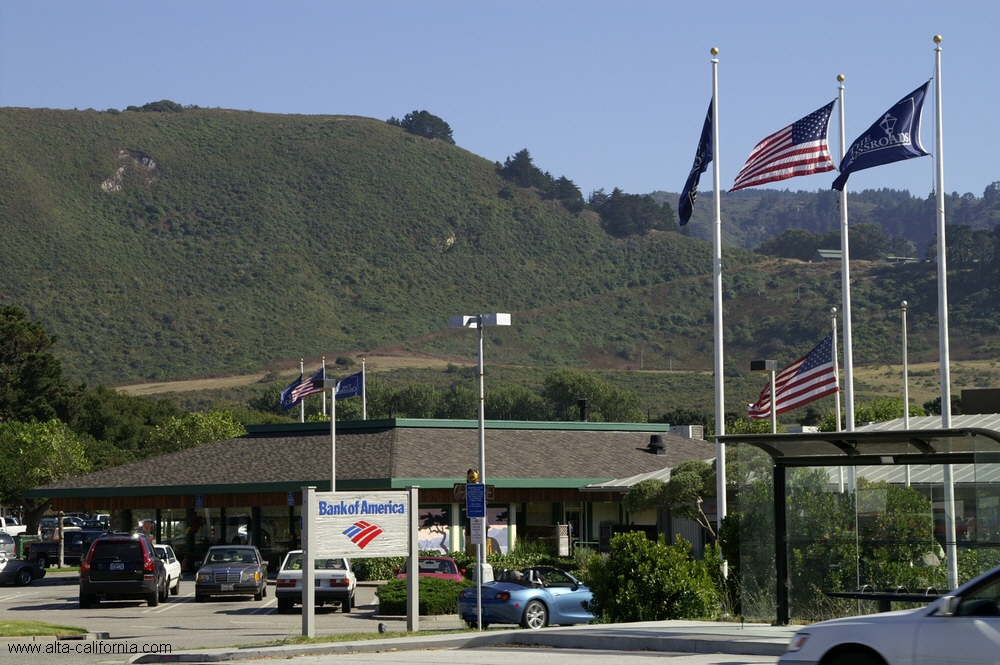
xmin=0 ymin=570 xmax=798 ymax=665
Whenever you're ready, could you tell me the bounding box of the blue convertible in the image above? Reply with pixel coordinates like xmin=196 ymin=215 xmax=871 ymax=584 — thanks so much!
xmin=457 ymin=566 xmax=594 ymax=629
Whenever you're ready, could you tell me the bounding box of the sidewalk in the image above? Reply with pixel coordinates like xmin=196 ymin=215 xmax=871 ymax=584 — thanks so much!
xmin=127 ymin=620 xmax=797 ymax=663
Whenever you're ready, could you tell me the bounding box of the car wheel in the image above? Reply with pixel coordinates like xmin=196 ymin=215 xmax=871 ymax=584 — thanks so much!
xmin=465 ymin=620 xmax=490 ymax=629
xmin=277 ymin=598 xmax=293 ymax=613
xmin=36 ymin=554 xmax=48 ymax=569
xmin=160 ymin=579 xmax=168 ymax=602
xmin=254 ymin=589 xmax=263 ymax=601
xmin=147 ymin=588 xmax=159 ymax=607
xmin=15 ymin=566 xmax=33 ymax=586
xmin=171 ymin=577 xmax=180 ymax=595
xmin=350 ymin=593 xmax=356 ymax=608
xmin=520 ymin=600 xmax=547 ymax=630
xmin=195 ymin=593 xmax=206 ymax=603
xmin=79 ymin=593 xmax=93 ymax=609
xmin=829 ymin=651 xmax=886 ymax=665
xmin=341 ymin=599 xmax=351 ymax=613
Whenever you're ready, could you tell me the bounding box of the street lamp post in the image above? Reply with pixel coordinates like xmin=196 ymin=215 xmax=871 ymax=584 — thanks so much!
xmin=448 ymin=312 xmax=511 ymax=631
xmin=751 ymin=359 xmax=778 ymax=434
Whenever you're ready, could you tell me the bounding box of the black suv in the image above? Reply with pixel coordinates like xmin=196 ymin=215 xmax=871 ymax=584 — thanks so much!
xmin=79 ymin=532 xmax=168 ymax=608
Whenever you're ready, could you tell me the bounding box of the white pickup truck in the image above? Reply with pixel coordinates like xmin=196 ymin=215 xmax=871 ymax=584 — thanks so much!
xmin=0 ymin=517 xmax=27 ymax=537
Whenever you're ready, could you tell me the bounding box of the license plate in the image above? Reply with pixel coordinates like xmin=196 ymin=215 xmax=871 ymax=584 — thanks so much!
xmin=221 ymin=584 xmax=234 ymax=591
xmin=110 ymin=562 xmax=124 ymax=571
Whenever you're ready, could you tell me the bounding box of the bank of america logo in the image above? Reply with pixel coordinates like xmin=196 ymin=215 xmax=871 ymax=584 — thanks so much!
xmin=343 ymin=520 xmax=383 ymax=549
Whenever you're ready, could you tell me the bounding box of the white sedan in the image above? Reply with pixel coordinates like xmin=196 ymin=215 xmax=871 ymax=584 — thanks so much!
xmin=780 ymin=564 xmax=1000 ymax=665
xmin=154 ymin=544 xmax=182 ymax=596
xmin=275 ymin=550 xmax=356 ymax=613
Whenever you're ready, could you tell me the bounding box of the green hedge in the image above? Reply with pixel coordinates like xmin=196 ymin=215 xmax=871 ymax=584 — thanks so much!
xmin=376 ymin=576 xmax=474 ymax=616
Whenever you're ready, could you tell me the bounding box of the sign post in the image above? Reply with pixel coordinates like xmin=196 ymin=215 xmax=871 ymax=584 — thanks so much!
xmin=407 ymin=486 xmax=419 ymax=632
xmin=302 ymin=486 xmax=316 ymax=638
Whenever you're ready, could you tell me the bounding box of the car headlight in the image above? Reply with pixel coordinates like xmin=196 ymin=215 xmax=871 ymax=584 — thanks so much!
xmin=786 ymin=633 xmax=810 ymax=652
xmin=196 ymin=571 xmax=212 ymax=583
xmin=241 ymin=570 xmax=260 ymax=582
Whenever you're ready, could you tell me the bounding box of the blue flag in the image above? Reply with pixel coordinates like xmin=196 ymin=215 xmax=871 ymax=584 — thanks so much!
xmin=833 ymin=83 xmax=930 ymax=191
xmin=678 ymin=99 xmax=713 ymax=225
xmin=280 ymin=374 xmax=303 ymax=411
xmin=335 ymin=371 xmax=364 ymax=400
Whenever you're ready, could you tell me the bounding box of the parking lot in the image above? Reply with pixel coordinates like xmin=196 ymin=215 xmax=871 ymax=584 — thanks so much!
xmin=1 ymin=572 xmax=414 ymax=656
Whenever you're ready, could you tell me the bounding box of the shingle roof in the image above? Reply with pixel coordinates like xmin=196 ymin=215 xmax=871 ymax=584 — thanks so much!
xmin=29 ymin=420 xmax=715 ymax=497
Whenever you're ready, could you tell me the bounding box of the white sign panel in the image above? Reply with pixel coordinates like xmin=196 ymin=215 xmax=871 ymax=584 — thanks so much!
xmin=314 ymin=491 xmax=409 ymax=558
xmin=470 ymin=516 xmax=485 ymax=545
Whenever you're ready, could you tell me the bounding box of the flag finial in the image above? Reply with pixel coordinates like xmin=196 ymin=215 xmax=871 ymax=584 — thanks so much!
xmin=710 ymin=47 xmax=719 ymax=56
xmin=934 ymin=34 xmax=942 ymax=44
xmin=830 ymin=306 xmax=837 ymax=315
xmin=837 ymin=74 xmax=845 ymax=83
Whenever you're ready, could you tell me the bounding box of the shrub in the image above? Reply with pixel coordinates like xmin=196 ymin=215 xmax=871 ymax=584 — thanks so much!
xmin=584 ymin=531 xmax=717 ymax=622
xmin=353 ymin=556 xmax=407 ymax=582
xmin=376 ymin=576 xmax=473 ymax=615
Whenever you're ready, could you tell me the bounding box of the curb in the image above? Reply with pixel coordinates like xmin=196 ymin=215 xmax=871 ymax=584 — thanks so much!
xmin=125 ymin=625 xmax=790 ymax=663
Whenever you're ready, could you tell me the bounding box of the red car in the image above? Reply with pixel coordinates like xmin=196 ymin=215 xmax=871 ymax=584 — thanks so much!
xmin=395 ymin=556 xmax=465 ymax=582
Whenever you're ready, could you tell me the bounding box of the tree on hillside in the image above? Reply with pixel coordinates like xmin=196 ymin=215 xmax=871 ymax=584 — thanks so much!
xmin=387 ymin=110 xmax=455 ymax=143
xmin=0 ymin=420 xmax=91 ymax=532
xmin=755 ymin=228 xmax=822 ymax=261
xmin=541 ymin=369 xmax=643 ymax=422
xmin=498 ymin=149 xmax=550 ymax=190
xmin=588 ymin=188 xmax=675 ymax=238
xmin=67 ymin=385 xmax=183 ymax=463
xmin=0 ymin=306 xmax=70 ymax=423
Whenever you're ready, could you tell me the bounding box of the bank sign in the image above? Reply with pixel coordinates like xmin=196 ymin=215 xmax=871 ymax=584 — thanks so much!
xmin=313 ymin=491 xmax=409 ymax=558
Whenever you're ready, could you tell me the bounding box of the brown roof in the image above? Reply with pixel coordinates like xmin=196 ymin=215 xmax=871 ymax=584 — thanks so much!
xmin=30 ymin=420 xmax=714 ymax=497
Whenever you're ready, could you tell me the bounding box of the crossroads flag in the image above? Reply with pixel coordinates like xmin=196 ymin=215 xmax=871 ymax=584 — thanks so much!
xmin=747 ymin=333 xmax=839 ymax=419
xmin=280 ymin=374 xmax=303 ymax=411
xmin=832 ymin=82 xmax=930 ymax=191
xmin=678 ymin=99 xmax=713 ymax=225
xmin=335 ymin=371 xmax=364 ymax=400
xmin=731 ymin=100 xmax=836 ymax=191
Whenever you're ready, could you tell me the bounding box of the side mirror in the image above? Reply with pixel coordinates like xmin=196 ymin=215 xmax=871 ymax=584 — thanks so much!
xmin=194 ymin=560 xmax=203 ymax=569
xmin=940 ymin=595 xmax=960 ymax=616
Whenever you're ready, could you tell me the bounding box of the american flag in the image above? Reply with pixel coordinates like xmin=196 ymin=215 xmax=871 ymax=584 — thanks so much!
xmin=730 ymin=100 xmax=837 ymax=192
xmin=748 ymin=333 xmax=839 ymax=419
xmin=290 ymin=367 xmax=326 ymax=402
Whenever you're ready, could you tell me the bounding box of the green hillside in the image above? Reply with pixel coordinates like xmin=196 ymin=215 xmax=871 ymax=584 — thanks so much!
xmin=0 ymin=106 xmax=754 ymax=383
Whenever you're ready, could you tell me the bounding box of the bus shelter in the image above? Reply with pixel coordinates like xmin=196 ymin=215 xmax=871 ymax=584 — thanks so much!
xmin=719 ymin=427 xmax=1000 ymax=625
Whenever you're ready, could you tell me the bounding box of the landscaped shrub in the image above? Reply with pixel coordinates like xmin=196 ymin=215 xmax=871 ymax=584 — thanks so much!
xmin=376 ymin=576 xmax=473 ymax=615
xmin=584 ymin=531 xmax=718 ymax=622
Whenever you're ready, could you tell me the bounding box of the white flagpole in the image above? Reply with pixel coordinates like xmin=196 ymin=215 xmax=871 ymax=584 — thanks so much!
xmin=831 ymin=308 xmax=844 ymax=493
xmin=362 ymin=358 xmax=367 ymax=420
xmin=902 ymin=301 xmax=911 ymax=487
xmin=836 ymin=75 xmax=856 ymax=434
xmin=831 ymin=308 xmax=842 ymax=433
xmin=321 ymin=357 xmax=327 ymax=417
xmin=710 ymin=47 xmax=727 ymax=541
xmin=933 ymin=34 xmax=958 ymax=589
xmin=299 ymin=359 xmax=305 ymax=424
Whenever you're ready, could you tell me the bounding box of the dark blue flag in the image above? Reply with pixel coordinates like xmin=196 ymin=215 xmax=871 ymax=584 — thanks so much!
xmin=335 ymin=371 xmax=364 ymax=400
xmin=833 ymin=82 xmax=930 ymax=191
xmin=280 ymin=374 xmax=303 ymax=411
xmin=678 ymin=99 xmax=714 ymax=225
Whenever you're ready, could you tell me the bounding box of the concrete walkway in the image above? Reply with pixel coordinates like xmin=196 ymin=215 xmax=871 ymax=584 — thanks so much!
xmin=127 ymin=620 xmax=797 ymax=663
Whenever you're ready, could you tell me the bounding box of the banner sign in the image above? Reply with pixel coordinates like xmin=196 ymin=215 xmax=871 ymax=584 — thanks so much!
xmin=314 ymin=491 xmax=410 ymax=558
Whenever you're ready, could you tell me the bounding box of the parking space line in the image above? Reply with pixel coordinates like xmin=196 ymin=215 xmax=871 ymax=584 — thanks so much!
xmin=148 ymin=597 xmax=191 ymax=613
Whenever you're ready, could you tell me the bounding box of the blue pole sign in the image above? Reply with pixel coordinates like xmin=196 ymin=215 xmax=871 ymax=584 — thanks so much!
xmin=466 ymin=483 xmax=486 ymax=518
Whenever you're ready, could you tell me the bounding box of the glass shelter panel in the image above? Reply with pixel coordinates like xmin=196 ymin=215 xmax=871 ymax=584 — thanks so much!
xmin=735 ymin=444 xmax=777 ymax=623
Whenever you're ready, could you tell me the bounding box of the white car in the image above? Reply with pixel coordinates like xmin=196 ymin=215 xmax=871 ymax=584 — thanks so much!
xmin=154 ymin=544 xmax=182 ymax=596
xmin=780 ymin=563 xmax=1000 ymax=665
xmin=275 ymin=550 xmax=355 ymax=613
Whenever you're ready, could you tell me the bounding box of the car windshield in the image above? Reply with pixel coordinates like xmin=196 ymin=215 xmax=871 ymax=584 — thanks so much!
xmin=207 ymin=548 xmax=256 ymax=564
xmin=282 ymin=553 xmax=346 ymax=571
xmin=418 ymin=559 xmax=457 ymax=575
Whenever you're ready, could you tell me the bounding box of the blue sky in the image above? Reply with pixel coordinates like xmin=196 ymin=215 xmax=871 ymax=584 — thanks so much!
xmin=2 ymin=1 xmax=996 ymax=202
